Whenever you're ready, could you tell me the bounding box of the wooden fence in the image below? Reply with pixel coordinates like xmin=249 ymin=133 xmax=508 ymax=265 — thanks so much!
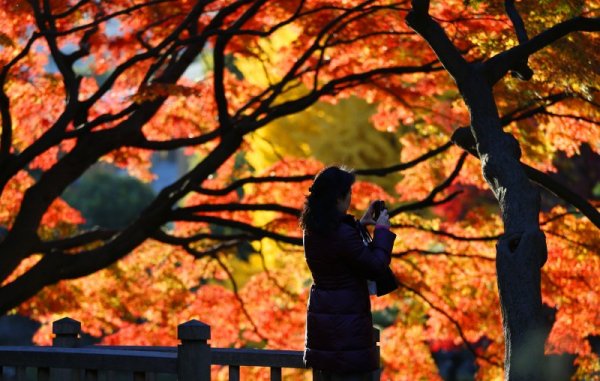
xmin=0 ymin=317 xmax=381 ymax=381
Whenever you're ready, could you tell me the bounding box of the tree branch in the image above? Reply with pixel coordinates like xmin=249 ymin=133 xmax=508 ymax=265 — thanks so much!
xmin=152 ymin=230 xmax=255 ymax=246
xmin=240 ymin=0 xmax=380 ymax=123
xmin=540 ymin=111 xmax=600 ymax=126
xmin=184 ymin=239 xmax=244 ymax=258
xmin=485 ymin=16 xmax=600 ymax=85
xmin=210 ymin=252 xmax=267 ymax=341
xmin=37 ymin=229 xmax=118 ymax=251
xmin=356 ymin=141 xmax=453 ymax=177
xmin=398 ymin=279 xmax=503 ymax=367
xmin=244 ymin=61 xmax=441 ymax=133
xmin=390 ymin=151 xmax=467 ymax=214
xmin=392 ymin=248 xmax=495 ymax=261
xmin=169 ymin=215 xmax=302 ymax=246
xmin=129 ymin=129 xmax=221 ymax=150
xmin=194 ymin=141 xmax=451 ymax=196
xmin=172 ymin=203 xmax=301 ymax=218
xmin=391 ymin=224 xmax=501 ymax=241
xmin=504 ymin=0 xmax=533 ymax=80
xmin=405 ymin=0 xmax=469 ymax=82
xmin=53 ymin=0 xmax=92 ymax=19
xmin=0 ymin=33 xmax=41 ymax=162
xmin=451 ymin=126 xmax=600 ymax=229
xmin=213 ymin=0 xmax=264 ymax=134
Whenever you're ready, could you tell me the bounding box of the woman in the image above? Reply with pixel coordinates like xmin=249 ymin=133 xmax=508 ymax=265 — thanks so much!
xmin=300 ymin=166 xmax=398 ymax=381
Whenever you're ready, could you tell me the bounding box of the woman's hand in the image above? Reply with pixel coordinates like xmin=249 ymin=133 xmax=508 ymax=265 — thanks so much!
xmin=376 ymin=209 xmax=391 ymax=229
xmin=360 ymin=200 xmax=380 ymax=226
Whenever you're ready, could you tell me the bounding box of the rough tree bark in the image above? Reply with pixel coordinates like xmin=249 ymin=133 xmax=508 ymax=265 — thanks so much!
xmin=406 ymin=1 xmax=599 ymax=380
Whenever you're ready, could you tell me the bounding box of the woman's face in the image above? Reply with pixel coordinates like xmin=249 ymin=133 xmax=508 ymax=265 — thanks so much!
xmin=336 ymin=189 xmax=352 ymax=213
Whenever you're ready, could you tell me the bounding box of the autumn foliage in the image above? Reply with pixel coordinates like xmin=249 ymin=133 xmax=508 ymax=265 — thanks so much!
xmin=0 ymin=0 xmax=599 ymax=379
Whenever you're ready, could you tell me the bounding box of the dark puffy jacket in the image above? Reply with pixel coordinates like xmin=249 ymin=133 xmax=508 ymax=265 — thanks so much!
xmin=303 ymin=215 xmax=397 ymax=373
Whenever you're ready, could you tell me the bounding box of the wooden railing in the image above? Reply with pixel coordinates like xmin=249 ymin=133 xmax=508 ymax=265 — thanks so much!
xmin=0 ymin=317 xmax=381 ymax=381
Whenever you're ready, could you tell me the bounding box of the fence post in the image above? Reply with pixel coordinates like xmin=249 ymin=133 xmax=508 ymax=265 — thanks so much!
xmin=372 ymin=327 xmax=381 ymax=381
xmin=52 ymin=317 xmax=81 ymax=381
xmin=53 ymin=317 xmax=81 ymax=347
xmin=177 ymin=320 xmax=211 ymax=381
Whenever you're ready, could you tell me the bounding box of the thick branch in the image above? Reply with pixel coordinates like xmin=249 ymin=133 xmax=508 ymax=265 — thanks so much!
xmin=485 ymin=16 xmax=600 ymax=85
xmin=0 ymin=0 xmax=228 ymax=278
xmin=405 ymin=0 xmax=469 ymax=82
xmin=451 ymin=126 xmax=600 ymax=229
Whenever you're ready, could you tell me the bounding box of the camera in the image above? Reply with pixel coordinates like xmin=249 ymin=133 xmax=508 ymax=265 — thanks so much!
xmin=372 ymin=200 xmax=385 ymax=220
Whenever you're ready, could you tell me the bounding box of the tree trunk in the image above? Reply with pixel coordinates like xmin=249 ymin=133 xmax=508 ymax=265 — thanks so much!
xmin=459 ymin=65 xmax=550 ymax=381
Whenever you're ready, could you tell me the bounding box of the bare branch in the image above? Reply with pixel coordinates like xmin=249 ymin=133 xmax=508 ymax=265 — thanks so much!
xmin=33 ymin=0 xmax=83 ymax=106
xmin=65 ymin=105 xmax=140 ymax=137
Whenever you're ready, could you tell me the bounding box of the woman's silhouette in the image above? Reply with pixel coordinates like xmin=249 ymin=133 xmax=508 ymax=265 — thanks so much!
xmin=300 ymin=166 xmax=398 ymax=381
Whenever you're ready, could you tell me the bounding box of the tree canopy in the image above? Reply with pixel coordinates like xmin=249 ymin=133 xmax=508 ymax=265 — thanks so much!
xmin=0 ymin=0 xmax=599 ymax=379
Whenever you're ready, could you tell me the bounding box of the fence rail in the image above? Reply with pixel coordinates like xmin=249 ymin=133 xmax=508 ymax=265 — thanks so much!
xmin=0 ymin=318 xmax=381 ymax=381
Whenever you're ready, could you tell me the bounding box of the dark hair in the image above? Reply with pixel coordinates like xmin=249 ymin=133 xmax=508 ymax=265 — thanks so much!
xmin=299 ymin=166 xmax=355 ymax=234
